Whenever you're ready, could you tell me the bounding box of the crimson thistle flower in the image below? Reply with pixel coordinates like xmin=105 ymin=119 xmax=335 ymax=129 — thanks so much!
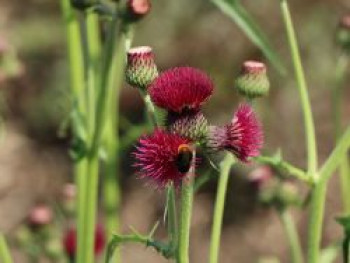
xmin=149 ymin=67 xmax=214 ymax=113
xmin=133 ymin=129 xmax=194 ymax=187
xmin=207 ymin=104 xmax=263 ymax=162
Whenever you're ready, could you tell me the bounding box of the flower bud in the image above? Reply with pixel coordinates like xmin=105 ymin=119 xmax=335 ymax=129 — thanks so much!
xmin=126 ymin=46 xmax=158 ymax=90
xmin=125 ymin=0 xmax=151 ymax=22
xmin=235 ymin=60 xmax=270 ymax=99
xmin=167 ymin=110 xmax=208 ymax=145
xmin=337 ymin=14 xmax=350 ymax=52
xmin=28 ymin=204 xmax=53 ymax=227
xmin=248 ymin=165 xmax=272 ymax=190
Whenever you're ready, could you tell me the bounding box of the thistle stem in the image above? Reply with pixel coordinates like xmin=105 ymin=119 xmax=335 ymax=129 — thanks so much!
xmin=77 ymin=10 xmax=101 ymax=263
xmin=279 ymin=0 xmax=318 ymax=178
xmin=178 ymin=151 xmax=196 ymax=263
xmin=279 ymin=210 xmax=304 ymax=263
xmin=167 ymin=185 xmax=178 ymax=254
xmin=209 ymin=154 xmax=235 ymax=263
xmin=332 ymin=54 xmax=350 ymax=214
xmin=102 ymin=18 xmax=134 ymax=263
xmin=59 ymin=1 xmax=89 ymax=263
xmin=0 ymin=233 xmax=12 ymax=263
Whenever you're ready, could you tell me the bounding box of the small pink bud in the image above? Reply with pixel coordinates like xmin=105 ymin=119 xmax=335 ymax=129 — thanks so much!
xmin=337 ymin=14 xmax=350 ymax=52
xmin=62 ymin=183 xmax=77 ymax=201
xmin=28 ymin=204 xmax=53 ymax=227
xmin=248 ymin=165 xmax=272 ymax=189
xmin=126 ymin=0 xmax=151 ymax=21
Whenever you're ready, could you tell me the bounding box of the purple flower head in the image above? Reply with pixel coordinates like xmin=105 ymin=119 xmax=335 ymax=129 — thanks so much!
xmin=208 ymin=104 xmax=263 ymax=162
xmin=133 ymin=129 xmax=194 ymax=187
xmin=149 ymin=67 xmax=214 ymax=113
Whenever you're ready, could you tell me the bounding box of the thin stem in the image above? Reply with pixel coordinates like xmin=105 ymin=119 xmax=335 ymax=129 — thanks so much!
xmin=142 ymin=93 xmax=159 ymax=127
xmin=77 ymin=10 xmax=101 ymax=263
xmin=279 ymin=0 xmax=318 ymax=178
xmin=332 ymin=54 xmax=350 ymax=214
xmin=0 ymin=233 xmax=12 ymax=263
xmin=255 ymin=155 xmax=312 ymax=184
xmin=102 ymin=19 xmax=134 ymax=263
xmin=307 ymin=127 xmax=350 ymax=263
xmin=167 ymin=185 xmax=178 ymax=253
xmin=178 ymin=151 xmax=196 ymax=263
xmin=306 ymin=179 xmax=326 ymax=263
xmin=59 ymin=2 xmax=88 ymax=263
xmin=209 ymin=154 xmax=235 ymax=263
xmin=279 ymin=210 xmax=303 ymax=263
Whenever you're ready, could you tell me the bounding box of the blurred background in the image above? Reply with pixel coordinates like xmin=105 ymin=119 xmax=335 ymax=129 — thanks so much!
xmin=0 ymin=0 xmax=350 ymax=262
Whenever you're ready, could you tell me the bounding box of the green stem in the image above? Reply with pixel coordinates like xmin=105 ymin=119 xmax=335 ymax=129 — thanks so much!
xmin=59 ymin=1 xmax=89 ymax=263
xmin=307 ymin=128 xmax=350 ymax=263
xmin=77 ymin=10 xmax=101 ymax=263
xmin=102 ymin=19 xmax=134 ymax=263
xmin=209 ymin=154 xmax=235 ymax=263
xmin=0 ymin=233 xmax=12 ymax=263
xmin=279 ymin=210 xmax=303 ymax=263
xmin=279 ymin=0 xmax=318 ymax=178
xmin=142 ymin=93 xmax=159 ymax=127
xmin=167 ymin=185 xmax=178 ymax=254
xmin=178 ymin=151 xmax=196 ymax=263
xmin=332 ymin=54 xmax=350 ymax=214
xmin=255 ymin=155 xmax=311 ymax=184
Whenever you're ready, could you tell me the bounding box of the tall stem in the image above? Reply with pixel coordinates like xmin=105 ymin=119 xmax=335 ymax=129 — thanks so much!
xmin=77 ymin=10 xmax=101 ymax=263
xmin=279 ymin=0 xmax=317 ymax=178
xmin=279 ymin=210 xmax=304 ymax=263
xmin=167 ymin=185 xmax=178 ymax=253
xmin=102 ymin=19 xmax=133 ymax=263
xmin=332 ymin=54 xmax=350 ymax=214
xmin=59 ymin=1 xmax=89 ymax=263
xmin=0 ymin=233 xmax=12 ymax=263
xmin=209 ymin=154 xmax=235 ymax=263
xmin=178 ymin=151 xmax=196 ymax=263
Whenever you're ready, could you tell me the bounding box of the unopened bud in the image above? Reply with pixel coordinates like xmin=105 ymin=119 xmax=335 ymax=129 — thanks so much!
xmin=337 ymin=14 xmax=350 ymax=52
xmin=167 ymin=110 xmax=208 ymax=145
xmin=28 ymin=204 xmax=53 ymax=227
xmin=248 ymin=165 xmax=272 ymax=190
xmin=126 ymin=46 xmax=158 ymax=90
xmin=125 ymin=0 xmax=151 ymax=22
xmin=235 ymin=60 xmax=270 ymax=99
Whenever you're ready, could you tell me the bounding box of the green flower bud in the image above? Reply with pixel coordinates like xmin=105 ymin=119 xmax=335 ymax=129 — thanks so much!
xmin=167 ymin=110 xmax=208 ymax=145
xmin=337 ymin=14 xmax=350 ymax=52
xmin=125 ymin=46 xmax=158 ymax=90
xmin=235 ymin=60 xmax=270 ymax=99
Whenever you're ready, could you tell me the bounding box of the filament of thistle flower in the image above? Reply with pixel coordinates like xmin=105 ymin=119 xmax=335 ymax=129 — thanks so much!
xmin=209 ymin=154 xmax=235 ymax=263
xmin=279 ymin=210 xmax=304 ymax=263
xmin=279 ymin=0 xmax=317 ymax=178
xmin=76 ymin=10 xmax=102 ymax=263
xmin=332 ymin=54 xmax=350 ymax=214
xmin=0 ymin=233 xmax=12 ymax=263
xmin=178 ymin=151 xmax=196 ymax=263
xmin=102 ymin=17 xmax=134 ymax=263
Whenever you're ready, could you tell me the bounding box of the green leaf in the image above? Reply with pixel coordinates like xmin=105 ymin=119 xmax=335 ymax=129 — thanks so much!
xmin=211 ymin=0 xmax=286 ymax=75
